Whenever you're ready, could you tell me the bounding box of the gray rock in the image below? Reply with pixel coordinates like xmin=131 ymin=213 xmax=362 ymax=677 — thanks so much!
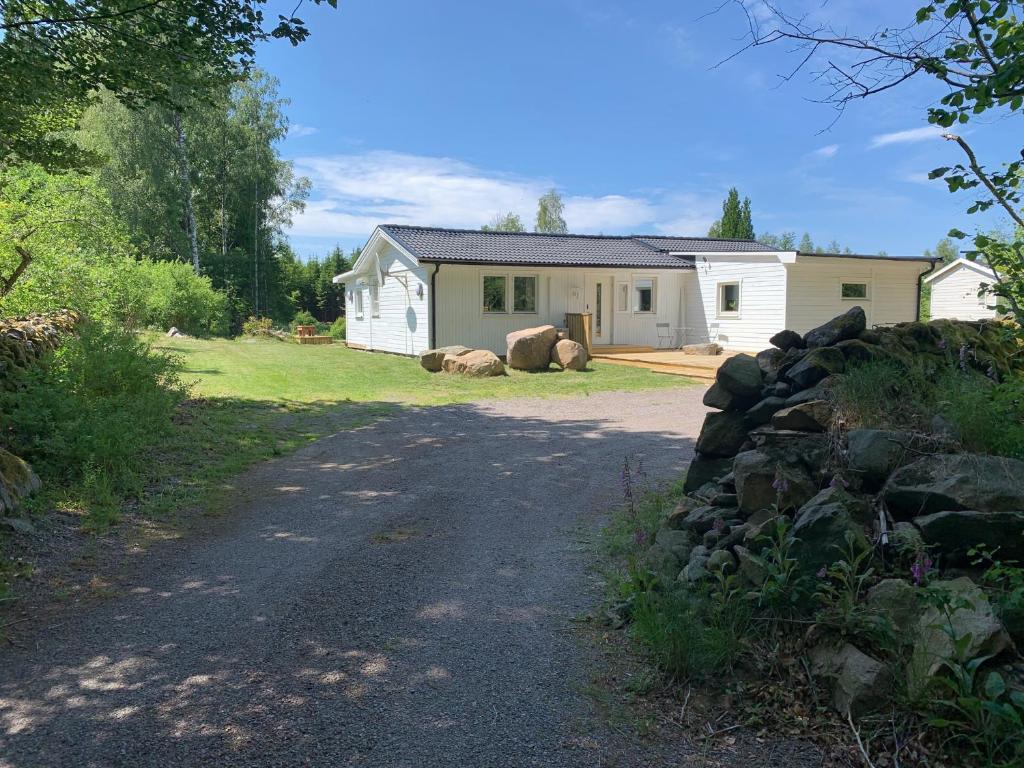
xmin=908 ymin=577 xmax=1014 ymax=697
xmin=847 ymin=429 xmax=922 ymax=491
xmin=681 ymin=342 xmax=722 ymax=355
xmin=783 ymin=374 xmax=842 ymax=407
xmin=770 ymin=329 xmax=804 ymax=352
xmin=702 ymin=382 xmax=758 ymax=412
xmin=835 ymin=338 xmax=880 ymax=365
xmin=0 ymin=449 xmax=40 ymax=515
xmin=747 ymin=425 xmax=831 ymax=477
xmin=773 ymin=382 xmax=793 ymax=398
xmin=776 ymin=346 xmax=809 ymax=379
xmin=505 ymin=325 xmax=557 ymax=370
xmin=682 ymin=454 xmax=733 ymax=494
xmin=680 ymin=505 xmax=735 ymax=535
xmin=883 ymin=453 xmax=1024 ymax=520
xmin=679 ymin=546 xmax=711 ymax=583
xmin=664 ymin=497 xmax=702 ymax=529
xmin=695 ymin=411 xmax=749 ymax=458
xmin=707 ymin=548 xmax=736 ymax=574
xmin=811 ymin=643 xmax=891 ymax=717
xmin=914 ymin=510 xmax=1024 ymax=563
xmin=710 ymin=492 xmax=738 ymax=508
xmin=550 ymin=338 xmax=588 ymax=370
xmin=733 ymin=449 xmax=817 ymax=516
xmin=715 ymin=353 xmax=763 ymax=397
xmin=867 ymin=578 xmax=920 ymax=636
xmin=771 ymin=400 xmax=832 ymax=432
xmin=0 ymin=516 xmax=36 ymax=535
xmin=441 ymin=349 xmax=505 ymax=377
xmin=803 ymin=306 xmax=867 ymax=348
xmin=791 ymin=487 xmax=871 ymax=572
xmin=756 ymin=348 xmax=786 ymax=376
xmin=745 ymin=397 xmax=788 ymax=426
xmin=640 ymin=543 xmax=683 ymax=580
xmin=785 ymin=347 xmax=846 ymax=390
xmin=420 ymin=345 xmax=471 ymax=372
xmin=734 ymin=545 xmax=768 ymax=586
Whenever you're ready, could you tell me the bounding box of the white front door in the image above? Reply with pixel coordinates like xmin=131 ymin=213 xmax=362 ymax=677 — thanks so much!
xmin=585 ymin=275 xmax=612 ymax=345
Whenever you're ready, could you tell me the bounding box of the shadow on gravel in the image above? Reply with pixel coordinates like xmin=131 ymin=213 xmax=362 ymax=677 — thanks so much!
xmin=0 ymin=396 xmax=736 ymax=767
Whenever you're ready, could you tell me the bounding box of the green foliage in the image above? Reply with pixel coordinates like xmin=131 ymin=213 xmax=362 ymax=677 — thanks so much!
xmin=0 ymin=0 xmax=337 ymax=171
xmin=0 ymin=323 xmax=187 ymax=529
xmin=708 ymin=187 xmax=754 ymax=239
xmin=972 ymin=546 xmax=1024 ymax=644
xmin=753 ymin=516 xmax=814 ymax=618
xmin=242 ymin=316 xmax=274 ymax=337
xmin=134 ymin=260 xmax=230 ymax=336
xmin=329 ymin=317 xmax=347 ymax=340
xmin=481 ymin=211 xmax=525 ymax=232
xmin=535 ymin=189 xmax=568 ymax=234
xmin=291 ymin=310 xmax=317 ymax=330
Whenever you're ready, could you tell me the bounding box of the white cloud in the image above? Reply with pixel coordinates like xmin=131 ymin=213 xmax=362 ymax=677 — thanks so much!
xmin=287 ymin=123 xmax=319 ymax=139
xmin=288 ymin=150 xmax=719 ymax=242
xmin=869 ymin=126 xmax=944 ymax=149
xmin=811 ymin=144 xmax=839 ymax=158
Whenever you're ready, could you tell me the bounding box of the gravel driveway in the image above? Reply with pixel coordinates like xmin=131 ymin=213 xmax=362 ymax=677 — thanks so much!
xmin=0 ymin=388 xmax=709 ymax=767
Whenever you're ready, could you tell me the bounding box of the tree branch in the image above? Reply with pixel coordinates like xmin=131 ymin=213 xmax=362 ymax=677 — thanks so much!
xmin=2 ymin=245 xmax=33 ymax=297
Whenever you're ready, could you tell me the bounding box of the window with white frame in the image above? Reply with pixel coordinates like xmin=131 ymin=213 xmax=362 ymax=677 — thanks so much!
xmin=354 ymin=288 xmax=364 ymax=319
xmin=369 ymin=282 xmax=381 ymax=317
xmin=512 ymin=275 xmax=537 ymax=313
xmin=840 ymin=281 xmax=870 ymax=300
xmin=482 ymin=275 xmax=507 ymax=313
xmin=633 ymin=277 xmax=656 ymax=313
xmin=718 ymin=281 xmax=740 ymax=316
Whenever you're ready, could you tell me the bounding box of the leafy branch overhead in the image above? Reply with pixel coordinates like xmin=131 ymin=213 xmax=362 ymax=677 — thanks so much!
xmin=0 ymin=0 xmax=338 ymax=170
xmin=730 ymin=0 xmax=1024 ymax=326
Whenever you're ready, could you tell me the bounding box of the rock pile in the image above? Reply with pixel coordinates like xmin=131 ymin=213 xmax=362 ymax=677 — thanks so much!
xmin=419 ymin=324 xmax=589 ymax=375
xmin=642 ymin=307 xmax=1024 ymax=718
xmin=0 ymin=310 xmax=80 ymax=384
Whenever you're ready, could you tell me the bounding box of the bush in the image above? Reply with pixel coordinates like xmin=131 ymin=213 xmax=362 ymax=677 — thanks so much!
xmin=290 ymin=310 xmax=316 ymax=332
xmin=242 ymin=316 xmax=273 ymax=337
xmin=0 ymin=323 xmax=187 ymax=529
xmin=329 ymin=316 xmax=346 ymax=340
xmin=134 ymin=259 xmax=230 ymax=336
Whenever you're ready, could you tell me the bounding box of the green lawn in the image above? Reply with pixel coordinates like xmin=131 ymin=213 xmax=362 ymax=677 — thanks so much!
xmin=153 ymin=336 xmax=694 ymax=405
xmin=127 ymin=336 xmax=695 ymax=525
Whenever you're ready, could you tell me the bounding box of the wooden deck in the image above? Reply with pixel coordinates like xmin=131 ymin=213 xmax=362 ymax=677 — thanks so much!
xmin=590 ymin=346 xmax=736 ymax=381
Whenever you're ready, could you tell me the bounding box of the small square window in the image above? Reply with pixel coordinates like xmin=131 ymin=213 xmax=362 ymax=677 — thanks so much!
xmin=482 ymin=275 xmax=507 ymax=313
xmin=841 ymin=282 xmax=869 ymax=300
xmin=719 ymin=282 xmax=740 ymax=315
xmin=633 ymin=278 xmax=655 ymax=313
xmin=512 ymin=276 xmax=537 ymax=313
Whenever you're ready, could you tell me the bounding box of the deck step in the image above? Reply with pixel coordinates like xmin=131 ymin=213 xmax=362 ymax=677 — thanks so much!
xmin=594 ymin=356 xmax=717 ymax=381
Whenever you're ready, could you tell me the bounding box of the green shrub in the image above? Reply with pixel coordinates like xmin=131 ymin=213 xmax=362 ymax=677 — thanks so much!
xmin=242 ymin=316 xmax=274 ymax=337
xmin=329 ymin=316 xmax=346 ymax=340
xmin=0 ymin=323 xmax=187 ymax=529
xmin=134 ymin=259 xmax=230 ymax=336
xmin=290 ymin=310 xmax=316 ymax=332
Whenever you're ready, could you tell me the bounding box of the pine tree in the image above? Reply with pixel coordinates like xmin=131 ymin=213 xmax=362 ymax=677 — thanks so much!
xmin=535 ymin=189 xmax=568 ymax=234
xmin=799 ymin=232 xmax=814 ymax=253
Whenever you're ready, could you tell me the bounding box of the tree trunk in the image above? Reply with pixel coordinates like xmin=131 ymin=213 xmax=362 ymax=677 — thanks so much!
xmin=172 ymin=111 xmax=201 ymax=274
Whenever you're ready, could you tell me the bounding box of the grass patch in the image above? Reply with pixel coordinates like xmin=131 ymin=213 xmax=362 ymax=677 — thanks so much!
xmin=151 ymin=335 xmax=695 ymax=406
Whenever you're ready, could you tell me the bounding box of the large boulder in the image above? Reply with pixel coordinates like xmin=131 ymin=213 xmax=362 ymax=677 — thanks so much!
xmin=441 ymin=349 xmax=505 ymax=377
xmin=683 ymin=454 xmax=733 ymax=493
xmin=883 ymin=453 xmax=1024 ymax=520
xmin=810 ymin=643 xmax=891 ymax=717
xmin=703 ymin=382 xmax=758 ymax=412
xmin=715 ymin=354 xmax=763 ymax=397
xmin=550 ymin=339 xmax=587 ymax=371
xmin=847 ymin=429 xmax=939 ymax=491
xmin=783 ymin=374 xmax=842 ymax=407
xmin=681 ymin=342 xmax=722 ymax=355
xmin=770 ymin=329 xmax=805 ymax=352
xmin=733 ymin=449 xmax=816 ymax=516
xmin=756 ymin=348 xmax=786 ymax=376
xmin=420 ymin=345 xmax=471 ymax=372
xmin=908 ymin=577 xmax=1014 ymax=696
xmin=867 ymin=578 xmax=921 ymax=636
xmin=803 ymin=306 xmax=867 ymax=348
xmin=914 ymin=510 xmax=1024 ymax=563
xmin=744 ymin=397 xmax=788 ymax=426
xmin=784 ymin=347 xmax=845 ymax=390
xmin=791 ymin=487 xmax=871 ymax=572
xmin=771 ymin=400 xmax=832 ymax=432
xmin=695 ymin=411 xmax=749 ymax=458
xmin=0 ymin=448 xmax=40 ymax=515
xmin=505 ymin=325 xmax=557 ymax=371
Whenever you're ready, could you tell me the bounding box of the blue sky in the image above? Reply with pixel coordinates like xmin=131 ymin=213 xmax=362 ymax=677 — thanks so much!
xmin=257 ymin=0 xmax=1019 ymax=259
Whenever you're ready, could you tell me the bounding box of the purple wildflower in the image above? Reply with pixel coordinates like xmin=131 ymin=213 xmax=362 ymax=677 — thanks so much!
xmin=633 ymin=529 xmax=648 ymax=547
xmin=937 ymin=339 xmax=948 ymax=351
xmin=816 ymin=566 xmax=827 ymax=579
xmin=829 ymin=475 xmax=849 ymax=489
xmin=910 ymin=553 xmax=933 ymax=587
xmin=771 ymin=476 xmax=790 ymax=494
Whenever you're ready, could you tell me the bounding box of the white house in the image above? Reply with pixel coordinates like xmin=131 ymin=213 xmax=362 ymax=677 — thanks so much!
xmin=334 ymin=225 xmax=936 ymax=355
xmin=923 ymin=258 xmax=1001 ymax=321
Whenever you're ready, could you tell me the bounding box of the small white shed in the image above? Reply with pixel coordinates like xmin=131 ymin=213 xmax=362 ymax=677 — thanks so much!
xmin=923 ymin=259 xmax=1000 ymax=321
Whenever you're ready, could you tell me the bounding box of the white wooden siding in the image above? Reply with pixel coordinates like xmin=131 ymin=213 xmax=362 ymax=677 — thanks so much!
xmin=928 ymin=264 xmax=998 ymax=320
xmin=433 ymin=265 xmax=687 ymax=353
xmin=343 ymin=243 xmax=430 ymax=354
xmin=688 ymin=255 xmax=789 ymax=351
xmin=785 ymin=257 xmax=928 ymax=333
